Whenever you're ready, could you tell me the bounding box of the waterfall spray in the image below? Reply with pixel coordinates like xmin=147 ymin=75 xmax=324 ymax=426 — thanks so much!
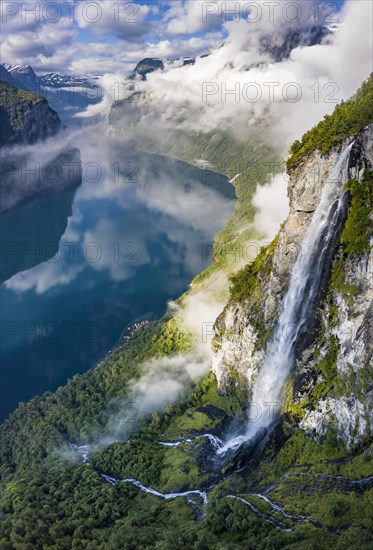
xmin=218 ymin=142 xmax=354 ymax=455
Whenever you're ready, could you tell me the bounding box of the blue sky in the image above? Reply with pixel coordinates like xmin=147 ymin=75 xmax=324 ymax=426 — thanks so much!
xmin=1 ymin=0 xmax=346 ymax=75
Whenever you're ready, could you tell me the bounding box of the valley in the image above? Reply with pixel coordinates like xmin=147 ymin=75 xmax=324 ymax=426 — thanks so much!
xmin=0 ymin=4 xmax=372 ymax=548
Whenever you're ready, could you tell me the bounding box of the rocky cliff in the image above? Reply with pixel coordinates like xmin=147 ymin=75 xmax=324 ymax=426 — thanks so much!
xmin=212 ymin=125 xmax=373 ymax=447
xmin=0 ymin=80 xmax=61 ymax=147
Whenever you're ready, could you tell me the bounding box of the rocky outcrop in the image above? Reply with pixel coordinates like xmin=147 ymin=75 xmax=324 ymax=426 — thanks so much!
xmin=298 ymin=237 xmax=373 ymax=446
xmin=0 ymin=81 xmax=61 ymax=147
xmin=260 ymin=25 xmax=332 ymax=62
xmin=130 ymin=58 xmax=164 ymax=80
xmin=212 ymin=125 xmax=373 ymax=447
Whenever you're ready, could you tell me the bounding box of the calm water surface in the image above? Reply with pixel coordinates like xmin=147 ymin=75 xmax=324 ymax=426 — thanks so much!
xmin=0 ymin=136 xmax=235 ymax=420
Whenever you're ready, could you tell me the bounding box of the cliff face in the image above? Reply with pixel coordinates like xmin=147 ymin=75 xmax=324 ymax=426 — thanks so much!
xmin=14 ymin=100 xmax=61 ymax=144
xmin=0 ymin=81 xmax=61 ymax=147
xmin=212 ymin=125 xmax=373 ymax=447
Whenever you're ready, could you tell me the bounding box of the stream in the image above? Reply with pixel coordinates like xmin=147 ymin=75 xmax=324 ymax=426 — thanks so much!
xmin=64 ymin=141 xmax=369 ymax=534
xmin=68 ymin=436 xmax=373 ymax=532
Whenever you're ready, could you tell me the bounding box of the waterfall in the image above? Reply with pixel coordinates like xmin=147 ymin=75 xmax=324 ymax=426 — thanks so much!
xmin=218 ymin=142 xmax=354 ymax=455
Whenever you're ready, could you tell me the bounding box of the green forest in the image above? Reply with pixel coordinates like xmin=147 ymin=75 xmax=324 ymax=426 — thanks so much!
xmin=0 ymin=81 xmax=44 ymax=132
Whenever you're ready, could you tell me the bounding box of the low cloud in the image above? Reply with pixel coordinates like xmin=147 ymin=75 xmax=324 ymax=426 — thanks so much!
xmin=92 ymin=0 xmax=372 ymax=157
xmin=253 ymin=173 xmax=290 ymax=240
xmin=99 ymin=351 xmax=210 ymax=445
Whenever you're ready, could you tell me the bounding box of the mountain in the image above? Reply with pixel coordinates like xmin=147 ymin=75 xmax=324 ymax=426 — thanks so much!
xmin=0 ymin=76 xmax=372 ymax=549
xmin=130 ymin=58 xmax=164 ymax=80
xmin=129 ymin=25 xmax=330 ymax=81
xmin=39 ymin=72 xmax=99 ymax=89
xmin=1 ymin=64 xmax=101 ymax=125
xmin=2 ymin=64 xmax=99 ymax=93
xmin=260 ymin=25 xmax=332 ymax=62
xmin=0 ymin=81 xmax=61 ymax=146
xmin=2 ymin=64 xmax=40 ymax=91
xmin=130 ymin=56 xmax=196 ymax=80
xmin=0 ymin=66 xmax=25 ymax=89
xmin=0 ymin=81 xmax=82 ymax=212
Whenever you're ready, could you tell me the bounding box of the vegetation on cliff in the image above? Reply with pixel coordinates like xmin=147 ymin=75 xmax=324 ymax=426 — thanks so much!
xmin=288 ymin=74 xmax=373 ymax=166
xmin=229 ymin=235 xmax=278 ymax=302
xmin=0 ymin=80 xmax=61 ymax=146
xmin=341 ymin=171 xmax=373 ymax=255
xmin=309 ymin=169 xmax=373 ymax=404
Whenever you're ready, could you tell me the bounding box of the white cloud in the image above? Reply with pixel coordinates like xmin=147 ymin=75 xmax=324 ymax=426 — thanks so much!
xmin=1 ymin=17 xmax=77 ymax=61
xmin=0 ymin=1 xmax=225 ymax=75
xmin=99 ymin=351 xmax=210 ymax=444
xmin=165 ymin=0 xmax=224 ymax=35
xmin=253 ymin=173 xmax=289 ymax=239
xmin=129 ymin=352 xmax=209 ymax=414
xmin=74 ymin=1 xmax=154 ymax=40
xmin=103 ymin=0 xmax=372 ymax=153
xmin=5 ymin=261 xmax=85 ymax=294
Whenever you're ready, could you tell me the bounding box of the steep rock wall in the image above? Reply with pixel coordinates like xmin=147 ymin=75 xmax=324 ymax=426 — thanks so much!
xmin=212 ymin=125 xmax=373 ymax=446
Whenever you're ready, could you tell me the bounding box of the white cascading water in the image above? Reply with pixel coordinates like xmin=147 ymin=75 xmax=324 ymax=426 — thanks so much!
xmin=218 ymin=142 xmax=354 ymax=455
